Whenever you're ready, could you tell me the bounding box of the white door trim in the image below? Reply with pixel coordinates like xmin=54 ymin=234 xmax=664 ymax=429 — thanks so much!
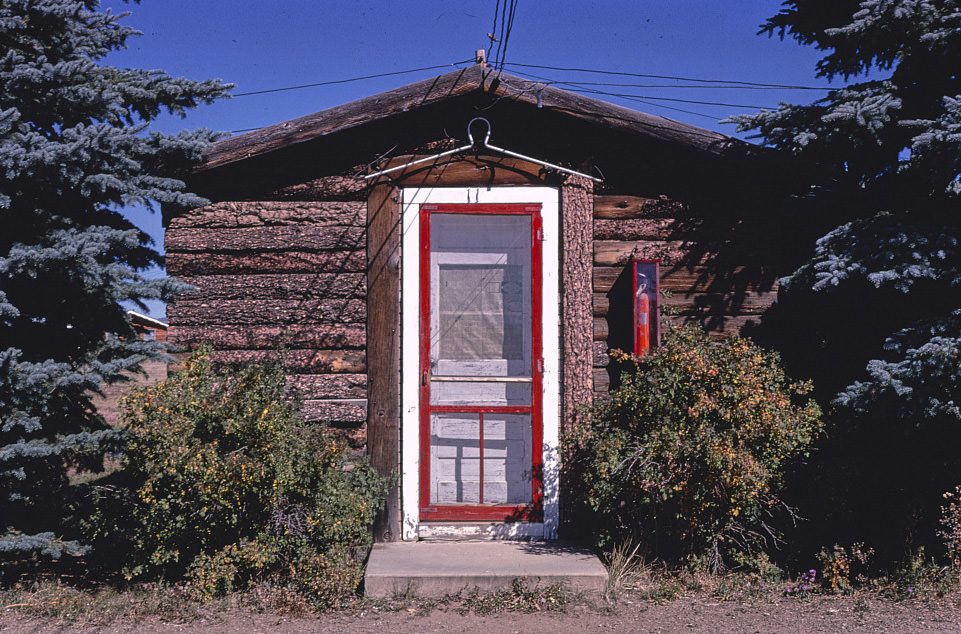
xmin=400 ymin=187 xmax=561 ymax=540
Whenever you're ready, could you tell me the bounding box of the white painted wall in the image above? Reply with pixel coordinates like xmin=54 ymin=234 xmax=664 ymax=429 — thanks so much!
xmin=400 ymin=187 xmax=561 ymax=540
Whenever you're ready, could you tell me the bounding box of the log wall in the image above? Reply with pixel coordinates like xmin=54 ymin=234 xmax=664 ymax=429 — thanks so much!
xmin=591 ymin=194 xmax=778 ymax=395
xmin=165 ymin=200 xmax=369 ymax=444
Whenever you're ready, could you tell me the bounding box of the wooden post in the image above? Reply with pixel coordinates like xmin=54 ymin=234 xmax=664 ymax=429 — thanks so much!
xmin=561 ymin=175 xmax=595 ymax=430
xmin=367 ymin=183 xmax=401 ymax=541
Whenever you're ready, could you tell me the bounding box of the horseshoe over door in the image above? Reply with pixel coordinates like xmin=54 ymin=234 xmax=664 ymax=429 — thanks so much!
xmin=418 ymin=204 xmax=543 ymax=521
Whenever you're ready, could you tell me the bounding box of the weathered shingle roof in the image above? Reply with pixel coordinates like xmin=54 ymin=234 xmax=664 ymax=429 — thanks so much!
xmin=198 ymin=64 xmax=743 ymax=173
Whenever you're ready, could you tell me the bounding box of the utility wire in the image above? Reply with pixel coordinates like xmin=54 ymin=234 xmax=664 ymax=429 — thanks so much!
xmin=559 ymin=80 xmax=826 ymax=91
xmin=487 ymin=0 xmax=500 ymax=65
xmin=506 ymin=68 xmax=770 ymax=118
xmin=498 ymin=0 xmax=518 ymax=71
xmin=502 ymin=61 xmax=831 ymax=91
xmin=231 ymin=61 xmax=472 ymax=97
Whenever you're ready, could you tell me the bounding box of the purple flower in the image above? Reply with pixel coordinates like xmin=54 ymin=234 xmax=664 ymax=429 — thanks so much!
xmin=802 ymin=585 xmax=809 ymax=591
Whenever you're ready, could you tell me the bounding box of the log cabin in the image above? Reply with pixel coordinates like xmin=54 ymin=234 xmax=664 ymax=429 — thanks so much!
xmin=165 ymin=62 xmax=793 ymax=543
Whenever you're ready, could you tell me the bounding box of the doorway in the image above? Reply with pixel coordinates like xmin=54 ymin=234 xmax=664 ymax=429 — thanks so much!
xmin=419 ymin=204 xmax=542 ymax=521
xmin=401 ymin=187 xmax=560 ymax=540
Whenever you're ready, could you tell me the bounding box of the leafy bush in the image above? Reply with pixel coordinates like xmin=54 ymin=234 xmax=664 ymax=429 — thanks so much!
xmin=566 ymin=324 xmax=821 ymax=570
xmin=941 ymin=486 xmax=961 ymax=569
xmin=93 ymin=348 xmax=385 ymax=608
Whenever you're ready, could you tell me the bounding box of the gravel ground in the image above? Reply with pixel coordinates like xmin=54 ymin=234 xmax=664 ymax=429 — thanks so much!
xmin=4 ymin=590 xmax=961 ymax=633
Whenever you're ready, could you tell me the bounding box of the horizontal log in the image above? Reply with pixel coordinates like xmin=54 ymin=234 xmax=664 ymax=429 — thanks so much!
xmin=168 ymin=299 xmax=366 ymax=326
xmin=166 ymin=226 xmax=365 ymax=253
xmin=593 ymin=266 xmax=623 ymax=293
xmin=168 ymin=201 xmax=365 ymax=229
xmin=210 ymin=349 xmax=366 ymax=374
xmin=593 ymin=341 xmax=610 ymax=368
xmin=593 ymin=218 xmax=677 ymax=241
xmin=385 ymin=154 xmax=550 ymax=187
xmin=301 ymin=399 xmax=368 ymax=423
xmin=593 ymin=294 xmax=609 ymax=316
xmin=169 ymin=324 xmax=365 ymax=350
xmin=667 ymin=313 xmax=763 ymax=335
xmin=664 ymin=291 xmax=777 ymax=316
xmin=593 ymin=368 xmax=610 ymax=393
xmin=166 ymin=251 xmax=367 ymax=276
xmin=175 ymin=274 xmax=366 ymax=300
xmin=593 ymin=195 xmax=654 ymax=219
xmin=594 ymin=317 xmax=608 ymax=342
xmin=270 ymin=177 xmax=367 ymax=202
xmin=287 ymin=373 xmax=368 ymax=399
xmin=594 ymin=240 xmax=689 ymax=266
xmin=593 ymin=265 xmax=768 ymax=294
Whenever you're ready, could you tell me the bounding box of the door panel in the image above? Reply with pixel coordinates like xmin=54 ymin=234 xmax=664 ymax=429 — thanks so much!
xmin=419 ymin=205 xmax=542 ymax=521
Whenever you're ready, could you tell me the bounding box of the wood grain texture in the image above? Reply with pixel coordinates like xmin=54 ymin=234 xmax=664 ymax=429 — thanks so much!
xmin=593 ymin=218 xmax=677 ymax=241
xmin=302 ymin=399 xmax=368 ymax=423
xmin=287 ymin=373 xmax=368 ymax=399
xmin=593 ymin=294 xmax=609 ymax=317
xmin=168 ymin=299 xmax=366 ymax=326
xmin=593 ymin=195 xmax=689 ymax=219
xmin=385 ymin=154 xmax=551 ymax=188
xmin=593 ymin=368 xmax=610 ymax=393
xmin=561 ymin=176 xmax=594 ymax=429
xmin=168 ymin=201 xmax=365 ymax=229
xmin=169 ymin=324 xmax=365 ymax=350
xmin=593 ymin=195 xmax=654 ymax=219
xmin=167 ymin=251 xmax=367 ymax=276
xmin=593 ymin=265 xmax=762 ymax=294
xmin=594 ymin=240 xmax=690 ymax=266
xmin=664 ymin=291 xmax=777 ymax=315
xmin=270 ymin=176 xmax=367 ymax=202
xmin=593 ymin=341 xmax=610 ymax=368
xmin=594 ymin=317 xmax=609 ymax=342
xmin=176 ymin=274 xmax=366 ymax=300
xmin=166 ymin=226 xmax=365 ymax=252
xmin=210 ymin=349 xmax=366 ymax=374
xmin=366 ymin=183 xmax=402 ymax=542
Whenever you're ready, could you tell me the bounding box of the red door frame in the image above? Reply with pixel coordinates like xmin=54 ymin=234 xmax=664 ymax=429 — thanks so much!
xmin=418 ymin=203 xmax=543 ymax=522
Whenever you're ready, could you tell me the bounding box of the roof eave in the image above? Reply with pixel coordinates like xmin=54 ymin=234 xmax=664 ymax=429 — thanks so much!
xmin=197 ymin=64 xmax=748 ymax=174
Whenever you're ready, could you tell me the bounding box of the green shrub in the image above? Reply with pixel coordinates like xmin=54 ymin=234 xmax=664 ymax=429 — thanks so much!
xmin=102 ymin=348 xmax=386 ymax=608
xmin=566 ymin=324 xmax=821 ymax=570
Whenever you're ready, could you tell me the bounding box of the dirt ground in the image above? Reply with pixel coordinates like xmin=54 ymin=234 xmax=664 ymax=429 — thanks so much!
xmin=4 ymin=591 xmax=961 ymax=634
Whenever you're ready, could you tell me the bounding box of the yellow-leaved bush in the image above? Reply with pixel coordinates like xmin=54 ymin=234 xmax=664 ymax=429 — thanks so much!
xmin=565 ymin=324 xmax=822 ymax=571
xmin=91 ymin=348 xmax=385 ymax=608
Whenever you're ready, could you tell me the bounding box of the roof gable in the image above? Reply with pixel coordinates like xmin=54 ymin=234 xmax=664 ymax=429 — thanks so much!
xmin=198 ymin=64 xmax=744 ymax=175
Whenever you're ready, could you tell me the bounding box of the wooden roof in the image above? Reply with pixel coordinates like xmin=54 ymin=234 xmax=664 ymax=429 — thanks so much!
xmin=198 ymin=64 xmax=746 ymax=174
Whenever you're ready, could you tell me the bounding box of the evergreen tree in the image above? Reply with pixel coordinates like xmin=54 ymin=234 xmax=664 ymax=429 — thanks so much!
xmin=0 ymin=1 xmax=229 ymax=562
xmin=731 ymin=0 xmax=961 ymax=559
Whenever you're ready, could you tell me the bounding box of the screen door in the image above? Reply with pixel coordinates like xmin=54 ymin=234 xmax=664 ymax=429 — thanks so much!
xmin=419 ymin=204 xmax=543 ymax=521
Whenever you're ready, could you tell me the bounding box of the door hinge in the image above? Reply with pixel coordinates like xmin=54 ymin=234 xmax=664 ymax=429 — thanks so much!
xmin=536 ymin=227 xmax=545 ymax=241
xmin=537 ymin=358 xmax=544 ymax=373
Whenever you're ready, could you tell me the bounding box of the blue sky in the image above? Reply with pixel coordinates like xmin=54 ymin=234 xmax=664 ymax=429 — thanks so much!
xmin=102 ymin=1 xmax=835 ymax=318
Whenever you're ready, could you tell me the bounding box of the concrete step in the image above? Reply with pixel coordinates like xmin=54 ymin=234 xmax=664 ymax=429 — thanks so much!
xmin=364 ymin=540 xmax=608 ymax=598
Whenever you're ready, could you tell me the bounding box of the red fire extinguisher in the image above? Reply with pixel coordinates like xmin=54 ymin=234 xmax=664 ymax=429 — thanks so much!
xmin=634 ymin=274 xmax=650 ymax=357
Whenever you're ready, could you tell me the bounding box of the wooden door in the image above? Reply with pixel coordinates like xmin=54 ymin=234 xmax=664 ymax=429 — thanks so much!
xmin=418 ymin=204 xmax=543 ymax=521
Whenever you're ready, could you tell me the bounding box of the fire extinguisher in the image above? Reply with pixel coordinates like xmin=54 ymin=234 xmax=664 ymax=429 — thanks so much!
xmin=634 ymin=274 xmax=650 ymax=356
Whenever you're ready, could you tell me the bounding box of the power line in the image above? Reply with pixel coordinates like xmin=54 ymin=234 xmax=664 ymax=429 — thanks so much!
xmin=506 ymin=68 xmax=769 ymax=118
xmin=497 ymin=0 xmax=519 ymax=71
xmin=231 ymin=61 xmax=473 ymax=97
xmin=486 ymin=0 xmax=500 ymax=64
xmin=559 ymin=80 xmax=825 ymax=91
xmin=502 ymin=61 xmax=831 ymax=91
